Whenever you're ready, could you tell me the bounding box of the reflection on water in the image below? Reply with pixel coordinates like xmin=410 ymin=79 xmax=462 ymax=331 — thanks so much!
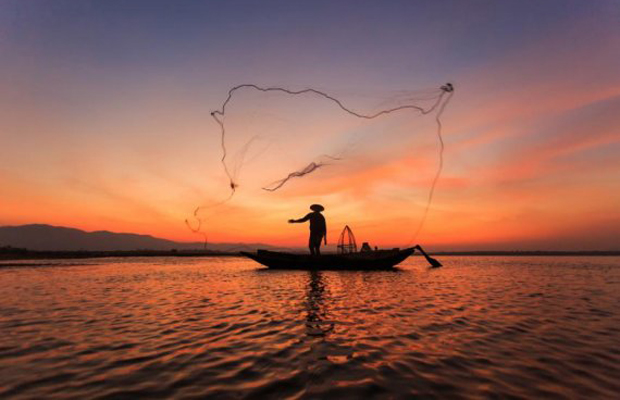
xmin=305 ymin=272 xmax=334 ymax=337
xmin=0 ymin=256 xmax=620 ymax=399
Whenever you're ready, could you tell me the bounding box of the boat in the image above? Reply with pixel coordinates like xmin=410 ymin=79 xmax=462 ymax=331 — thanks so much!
xmin=241 ymin=247 xmax=419 ymax=270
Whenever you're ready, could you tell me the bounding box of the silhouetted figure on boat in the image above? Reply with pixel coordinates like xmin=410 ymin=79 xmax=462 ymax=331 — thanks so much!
xmin=289 ymin=204 xmax=327 ymax=255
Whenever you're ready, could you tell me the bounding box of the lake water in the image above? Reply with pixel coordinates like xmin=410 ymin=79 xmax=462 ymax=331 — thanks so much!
xmin=1 ymin=256 xmax=619 ymax=399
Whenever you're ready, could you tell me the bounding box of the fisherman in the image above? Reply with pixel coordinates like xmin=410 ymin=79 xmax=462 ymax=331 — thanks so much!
xmin=288 ymin=204 xmax=327 ymax=255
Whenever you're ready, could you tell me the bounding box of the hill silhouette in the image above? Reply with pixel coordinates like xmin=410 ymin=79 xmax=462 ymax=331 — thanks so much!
xmin=0 ymin=224 xmax=281 ymax=252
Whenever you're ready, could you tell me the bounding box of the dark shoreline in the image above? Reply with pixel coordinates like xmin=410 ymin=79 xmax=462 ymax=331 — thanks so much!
xmin=1 ymin=248 xmax=619 ymax=262
xmin=0 ymin=249 xmax=240 ymax=261
xmin=434 ymin=251 xmax=620 ymax=256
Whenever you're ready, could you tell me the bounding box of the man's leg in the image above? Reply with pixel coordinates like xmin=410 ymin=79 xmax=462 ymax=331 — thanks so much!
xmin=310 ymin=234 xmax=322 ymax=255
xmin=309 ymin=237 xmax=315 ymax=255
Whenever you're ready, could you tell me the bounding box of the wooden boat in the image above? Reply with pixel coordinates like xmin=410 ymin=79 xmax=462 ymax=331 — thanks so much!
xmin=241 ymin=247 xmax=417 ymax=270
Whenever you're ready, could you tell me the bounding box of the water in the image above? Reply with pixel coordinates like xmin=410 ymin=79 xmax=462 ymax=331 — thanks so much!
xmin=1 ymin=256 xmax=619 ymax=399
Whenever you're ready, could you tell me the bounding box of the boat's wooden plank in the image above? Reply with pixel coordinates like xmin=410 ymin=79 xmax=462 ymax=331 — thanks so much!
xmin=241 ymin=247 xmax=415 ymax=270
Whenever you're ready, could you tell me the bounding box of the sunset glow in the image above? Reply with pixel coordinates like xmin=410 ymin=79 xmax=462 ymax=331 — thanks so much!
xmin=1 ymin=1 xmax=619 ymax=250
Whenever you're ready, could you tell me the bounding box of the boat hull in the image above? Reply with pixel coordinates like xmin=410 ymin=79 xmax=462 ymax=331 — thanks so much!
xmin=241 ymin=247 xmax=415 ymax=270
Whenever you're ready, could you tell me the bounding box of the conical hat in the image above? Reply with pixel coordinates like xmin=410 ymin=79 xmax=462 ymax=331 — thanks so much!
xmin=310 ymin=204 xmax=324 ymax=212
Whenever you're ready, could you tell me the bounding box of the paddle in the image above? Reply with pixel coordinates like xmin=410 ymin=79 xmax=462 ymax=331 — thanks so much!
xmin=415 ymin=245 xmax=443 ymax=268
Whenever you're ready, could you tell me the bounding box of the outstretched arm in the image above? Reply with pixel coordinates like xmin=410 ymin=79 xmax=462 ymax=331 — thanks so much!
xmin=288 ymin=214 xmax=311 ymax=224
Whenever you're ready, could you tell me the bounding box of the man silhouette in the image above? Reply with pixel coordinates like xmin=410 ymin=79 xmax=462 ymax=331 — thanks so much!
xmin=289 ymin=204 xmax=327 ymax=255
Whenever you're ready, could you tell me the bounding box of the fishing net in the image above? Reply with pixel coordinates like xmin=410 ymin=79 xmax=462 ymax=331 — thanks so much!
xmin=188 ymin=83 xmax=454 ymax=246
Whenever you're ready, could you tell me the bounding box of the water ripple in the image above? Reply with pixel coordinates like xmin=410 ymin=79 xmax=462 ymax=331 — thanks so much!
xmin=0 ymin=256 xmax=619 ymax=398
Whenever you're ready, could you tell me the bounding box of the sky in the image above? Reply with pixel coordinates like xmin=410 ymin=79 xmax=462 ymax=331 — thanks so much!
xmin=1 ymin=0 xmax=619 ymax=250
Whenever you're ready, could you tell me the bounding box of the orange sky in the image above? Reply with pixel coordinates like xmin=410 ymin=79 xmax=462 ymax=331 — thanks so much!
xmin=1 ymin=1 xmax=619 ymax=250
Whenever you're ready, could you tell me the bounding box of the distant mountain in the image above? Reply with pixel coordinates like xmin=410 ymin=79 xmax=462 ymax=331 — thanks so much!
xmin=0 ymin=224 xmax=283 ymax=252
